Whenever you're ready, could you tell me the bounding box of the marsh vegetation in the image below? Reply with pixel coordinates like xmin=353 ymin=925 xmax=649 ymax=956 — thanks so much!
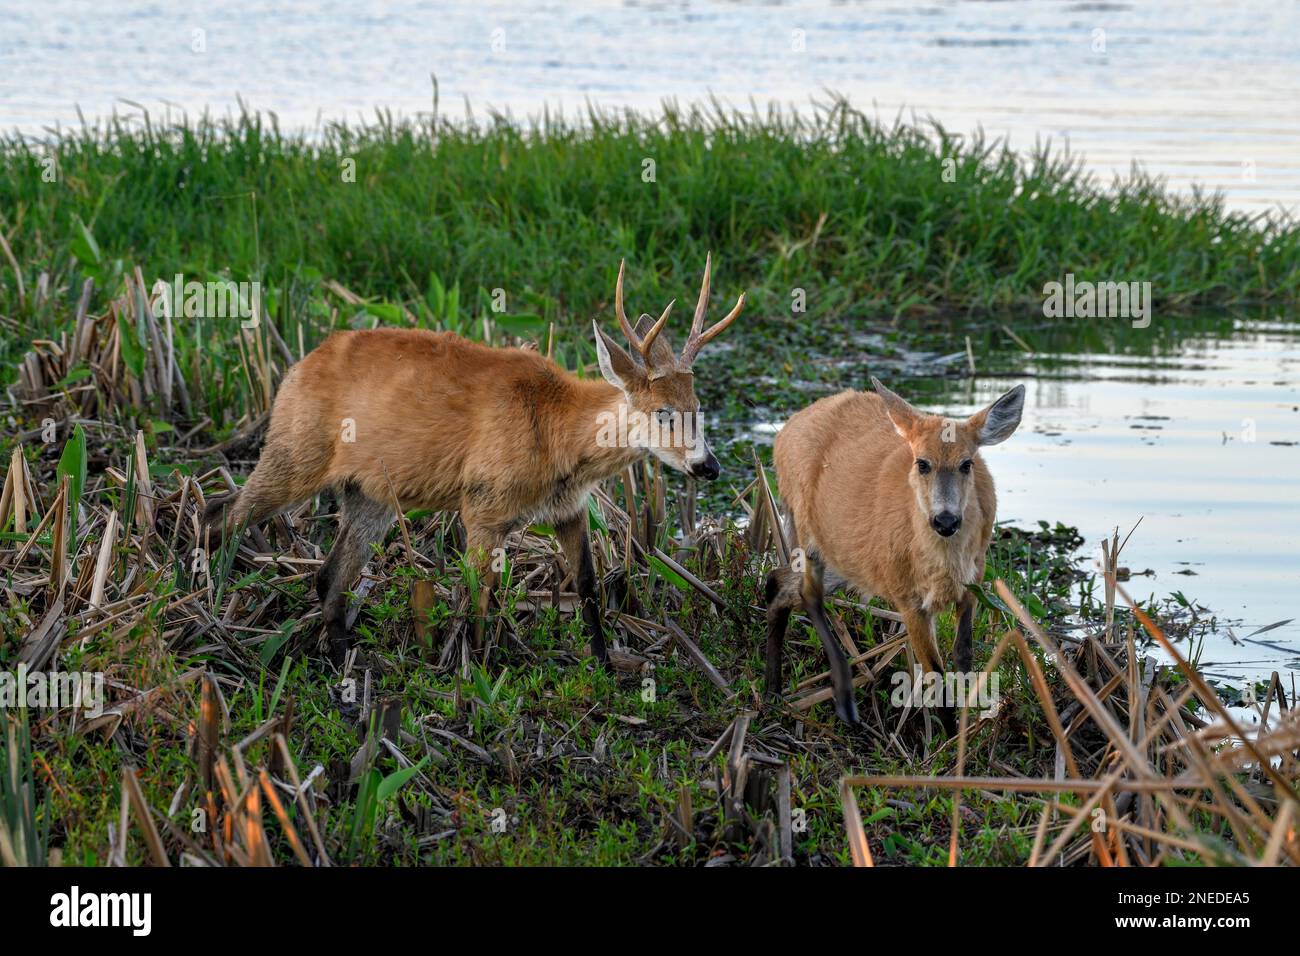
xmin=2 ymin=104 xmax=1297 ymax=866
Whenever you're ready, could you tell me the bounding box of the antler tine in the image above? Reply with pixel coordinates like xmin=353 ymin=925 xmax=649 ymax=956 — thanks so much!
xmin=614 ymin=259 xmax=670 ymax=363
xmin=681 ymin=253 xmax=744 ymax=366
xmin=691 ymin=251 xmax=712 ymax=338
xmin=694 ymin=292 xmax=745 ymax=350
xmin=642 ymin=299 xmax=673 ymax=356
xmin=614 ymin=259 xmax=638 ymax=344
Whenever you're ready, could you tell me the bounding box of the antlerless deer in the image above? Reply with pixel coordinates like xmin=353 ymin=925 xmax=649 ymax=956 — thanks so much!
xmin=765 ymin=377 xmax=1025 ymax=727
xmin=204 ymin=257 xmax=744 ymax=664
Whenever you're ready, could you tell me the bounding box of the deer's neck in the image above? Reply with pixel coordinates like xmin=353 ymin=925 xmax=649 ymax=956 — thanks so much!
xmin=563 ymin=378 xmax=646 ymax=479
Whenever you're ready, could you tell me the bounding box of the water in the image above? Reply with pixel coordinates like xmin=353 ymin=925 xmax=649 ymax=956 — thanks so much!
xmin=2 ymin=0 xmax=1298 ymax=214
xmin=746 ymin=315 xmax=1300 ymax=686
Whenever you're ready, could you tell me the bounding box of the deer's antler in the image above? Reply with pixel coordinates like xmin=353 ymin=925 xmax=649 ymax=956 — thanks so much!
xmin=614 ymin=259 xmax=673 ymax=365
xmin=680 ymin=252 xmax=745 ymax=367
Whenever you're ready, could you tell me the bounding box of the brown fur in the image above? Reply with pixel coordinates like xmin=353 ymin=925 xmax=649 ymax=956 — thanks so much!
xmin=765 ymin=379 xmax=1024 ymax=727
xmin=210 ymin=328 xmax=651 ymax=529
xmin=204 ymin=260 xmax=743 ymax=664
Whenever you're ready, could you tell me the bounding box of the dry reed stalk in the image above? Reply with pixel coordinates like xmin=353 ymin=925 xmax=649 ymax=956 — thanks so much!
xmin=839 ymin=575 xmax=1298 ymax=867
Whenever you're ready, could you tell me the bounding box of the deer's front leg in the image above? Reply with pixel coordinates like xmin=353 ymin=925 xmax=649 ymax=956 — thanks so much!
xmin=556 ymin=509 xmax=608 ymax=665
xmin=954 ymin=590 xmax=976 ymax=674
xmin=901 ymin=608 xmax=941 ymax=675
xmin=462 ymin=519 xmax=504 ymax=652
xmin=901 ymin=607 xmax=957 ymax=736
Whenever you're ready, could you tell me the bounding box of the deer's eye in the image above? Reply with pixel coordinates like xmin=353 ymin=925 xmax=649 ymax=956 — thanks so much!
xmin=960 ymin=459 xmax=973 ymax=475
xmin=916 ymin=459 xmax=931 ymax=475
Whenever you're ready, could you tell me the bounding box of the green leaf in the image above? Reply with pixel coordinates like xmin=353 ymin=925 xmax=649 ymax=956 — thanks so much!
xmin=70 ymin=217 xmax=102 ymax=269
xmin=260 ymin=623 xmax=295 ymax=666
xmin=587 ymin=496 xmax=608 ymax=534
xmin=648 ymin=554 xmax=691 ymax=592
xmin=56 ymin=423 xmax=87 ymax=501
xmin=491 ymin=312 xmax=546 ymax=338
xmin=230 ymin=569 xmax=268 ymax=590
xmin=54 ymin=365 xmax=92 ymax=390
xmin=1023 ymin=591 xmax=1048 ymax=618
xmin=376 ymin=756 xmax=430 ymax=803
xmin=965 ymin=582 xmax=1008 ymax=615
xmin=58 ymin=421 xmax=87 ymax=494
xmin=363 ymin=302 xmax=404 ymax=323
xmin=56 ymin=423 xmax=87 ymax=553
xmin=445 ymin=282 xmax=459 ymax=324
xmin=116 ymin=310 xmax=146 ymax=379
xmin=268 ymin=654 xmax=293 ymax=712
xmin=426 ymin=271 xmax=445 ymax=314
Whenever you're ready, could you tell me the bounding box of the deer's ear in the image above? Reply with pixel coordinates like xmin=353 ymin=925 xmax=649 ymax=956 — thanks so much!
xmin=594 ymin=322 xmax=645 ymax=391
xmin=871 ymin=377 xmax=920 ymax=439
xmin=969 ymin=384 xmax=1025 ymax=446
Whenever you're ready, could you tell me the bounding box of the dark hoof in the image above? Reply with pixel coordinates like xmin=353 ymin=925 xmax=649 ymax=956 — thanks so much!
xmin=938 ymin=707 xmax=959 ymax=738
xmin=589 ymin=632 xmax=611 ymax=670
xmin=327 ymin=631 xmax=352 ymax=667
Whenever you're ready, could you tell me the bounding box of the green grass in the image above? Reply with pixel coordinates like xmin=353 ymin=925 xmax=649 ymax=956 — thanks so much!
xmin=1 ymin=96 xmax=1296 ymax=352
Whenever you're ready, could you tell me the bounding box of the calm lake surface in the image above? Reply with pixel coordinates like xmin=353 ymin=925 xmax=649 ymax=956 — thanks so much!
xmin=2 ymin=0 xmax=1298 ymax=214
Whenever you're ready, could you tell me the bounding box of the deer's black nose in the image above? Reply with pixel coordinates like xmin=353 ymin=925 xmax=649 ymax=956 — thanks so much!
xmin=931 ymin=512 xmax=962 ymax=537
xmin=690 ymin=452 xmax=720 ymax=481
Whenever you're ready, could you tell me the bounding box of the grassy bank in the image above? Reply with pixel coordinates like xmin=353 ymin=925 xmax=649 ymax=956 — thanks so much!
xmin=1 ymin=97 xmax=1298 ymax=346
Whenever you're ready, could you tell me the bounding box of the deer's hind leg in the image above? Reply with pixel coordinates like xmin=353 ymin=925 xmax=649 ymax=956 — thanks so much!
xmin=556 ymin=510 xmax=608 ymax=665
xmin=764 ymin=534 xmax=859 ymax=726
xmin=799 ymin=553 xmax=860 ymax=726
xmin=317 ymin=483 xmax=394 ymax=664
xmin=201 ymin=442 xmax=324 ymax=545
xmin=763 ymin=565 xmax=801 ymax=698
xmin=764 ymin=512 xmax=805 ymax=699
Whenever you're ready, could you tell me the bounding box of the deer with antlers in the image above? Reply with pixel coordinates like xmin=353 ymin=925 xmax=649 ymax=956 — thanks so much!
xmin=203 ymin=256 xmax=745 ymax=665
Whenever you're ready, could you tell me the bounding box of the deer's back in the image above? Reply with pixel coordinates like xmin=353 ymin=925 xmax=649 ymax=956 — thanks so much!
xmin=265 ymin=328 xmax=587 ymax=514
